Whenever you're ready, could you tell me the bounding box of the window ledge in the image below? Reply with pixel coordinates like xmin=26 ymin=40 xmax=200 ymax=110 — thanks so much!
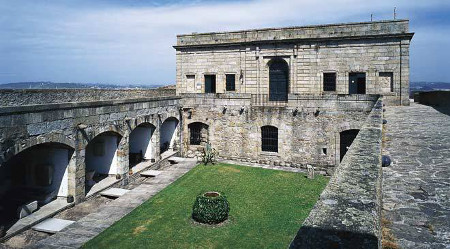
xmin=260 ymin=151 xmax=279 ymax=156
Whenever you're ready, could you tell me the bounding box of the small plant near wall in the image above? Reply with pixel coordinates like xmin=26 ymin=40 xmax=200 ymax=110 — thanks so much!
xmin=192 ymin=191 xmax=229 ymax=225
xmin=200 ymin=143 xmax=218 ymax=165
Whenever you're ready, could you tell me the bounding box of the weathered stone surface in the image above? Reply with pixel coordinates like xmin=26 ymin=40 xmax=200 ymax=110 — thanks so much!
xmin=382 ymin=102 xmax=450 ymax=248
xmin=181 ymin=94 xmax=372 ymax=172
xmin=99 ymin=188 xmax=130 ymax=198
xmin=0 ymin=89 xmax=175 ymax=107
xmin=29 ymin=159 xmax=197 ymax=249
xmin=175 ymin=20 xmax=412 ymax=105
xmin=17 ymin=201 xmax=38 ymax=219
xmin=290 ymin=98 xmax=383 ymax=249
xmin=32 ymin=218 xmax=75 ymax=234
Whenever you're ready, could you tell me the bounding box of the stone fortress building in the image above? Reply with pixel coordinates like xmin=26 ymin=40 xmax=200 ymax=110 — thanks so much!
xmin=177 ymin=19 xmax=412 ymax=172
xmin=175 ymin=19 xmax=412 ymax=105
xmin=0 ymin=19 xmax=412 ymax=247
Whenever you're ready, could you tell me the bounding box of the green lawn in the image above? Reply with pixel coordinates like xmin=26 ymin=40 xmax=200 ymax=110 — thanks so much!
xmin=83 ymin=163 xmax=328 ymax=249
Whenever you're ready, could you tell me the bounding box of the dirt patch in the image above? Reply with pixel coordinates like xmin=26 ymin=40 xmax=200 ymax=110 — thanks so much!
xmin=218 ymin=166 xmax=241 ymax=173
xmin=381 ymin=217 xmax=399 ymax=249
xmin=277 ymin=172 xmax=295 ymax=178
xmin=133 ymin=225 xmax=147 ymax=235
xmin=1 ymin=229 xmax=49 ymax=249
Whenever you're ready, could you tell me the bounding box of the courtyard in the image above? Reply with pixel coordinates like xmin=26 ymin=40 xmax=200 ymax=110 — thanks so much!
xmin=82 ymin=163 xmax=328 ymax=248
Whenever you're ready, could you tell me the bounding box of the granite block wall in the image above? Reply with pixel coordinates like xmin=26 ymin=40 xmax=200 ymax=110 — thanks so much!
xmin=175 ymin=20 xmax=413 ymax=106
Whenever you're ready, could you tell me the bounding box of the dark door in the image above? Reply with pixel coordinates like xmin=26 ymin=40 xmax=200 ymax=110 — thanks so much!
xmin=340 ymin=129 xmax=359 ymax=162
xmin=349 ymin=73 xmax=366 ymax=94
xmin=205 ymin=75 xmax=216 ymax=93
xmin=269 ymin=59 xmax=289 ymax=101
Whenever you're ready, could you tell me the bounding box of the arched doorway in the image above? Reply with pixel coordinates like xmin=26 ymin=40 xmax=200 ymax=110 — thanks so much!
xmin=339 ymin=129 xmax=360 ymax=162
xmin=269 ymin=59 xmax=289 ymax=101
xmin=160 ymin=117 xmax=179 ymax=154
xmin=0 ymin=142 xmax=74 ymax=229
xmin=129 ymin=123 xmax=156 ymax=167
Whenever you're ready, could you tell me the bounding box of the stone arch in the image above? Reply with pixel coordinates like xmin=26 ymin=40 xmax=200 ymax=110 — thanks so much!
xmin=129 ymin=122 xmax=157 ymax=166
xmin=84 ymin=130 xmax=124 ymax=193
xmin=1 ymin=133 xmax=75 ymax=166
xmin=268 ymin=58 xmax=289 ymax=101
xmin=0 ymin=142 xmax=75 ymax=227
xmin=90 ymin=126 xmax=124 ymax=140
xmin=160 ymin=117 xmax=180 ymax=154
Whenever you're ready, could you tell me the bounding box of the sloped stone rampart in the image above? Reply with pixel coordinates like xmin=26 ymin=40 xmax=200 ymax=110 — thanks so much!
xmin=290 ymin=97 xmax=383 ymax=249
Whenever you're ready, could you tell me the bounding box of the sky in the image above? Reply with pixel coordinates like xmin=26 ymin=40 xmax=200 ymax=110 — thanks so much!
xmin=0 ymin=0 xmax=449 ymax=85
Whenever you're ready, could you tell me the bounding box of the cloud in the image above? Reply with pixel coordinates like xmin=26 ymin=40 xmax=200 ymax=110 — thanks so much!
xmin=0 ymin=0 xmax=449 ymax=84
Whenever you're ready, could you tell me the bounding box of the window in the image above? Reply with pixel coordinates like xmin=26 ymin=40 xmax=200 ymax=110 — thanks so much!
xmin=323 ymin=72 xmax=336 ymax=92
xmin=379 ymin=72 xmax=394 ymax=93
xmin=349 ymin=73 xmax=366 ymax=94
xmin=269 ymin=59 xmax=289 ymax=101
xmin=226 ymin=74 xmax=236 ymax=91
xmin=261 ymin=126 xmax=278 ymax=152
xmin=204 ymin=75 xmax=216 ymax=93
xmin=186 ymin=75 xmax=195 ymax=80
xmin=188 ymin=123 xmax=207 ymax=145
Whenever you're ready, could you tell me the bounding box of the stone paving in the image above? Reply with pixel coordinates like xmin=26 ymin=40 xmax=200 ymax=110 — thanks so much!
xmin=383 ymin=102 xmax=450 ymax=249
xmin=27 ymin=158 xmax=198 ymax=249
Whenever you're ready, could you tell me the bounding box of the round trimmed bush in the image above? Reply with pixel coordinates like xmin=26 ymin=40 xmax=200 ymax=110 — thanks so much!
xmin=192 ymin=191 xmax=229 ymax=224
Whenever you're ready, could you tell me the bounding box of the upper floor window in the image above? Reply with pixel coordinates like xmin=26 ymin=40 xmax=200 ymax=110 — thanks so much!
xmin=261 ymin=125 xmax=278 ymax=152
xmin=226 ymin=74 xmax=236 ymax=91
xmin=204 ymin=75 xmax=216 ymax=93
xmin=379 ymin=72 xmax=394 ymax=93
xmin=323 ymin=72 xmax=336 ymax=92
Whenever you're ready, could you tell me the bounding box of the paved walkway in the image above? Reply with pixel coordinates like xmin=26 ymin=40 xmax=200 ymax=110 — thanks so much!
xmin=28 ymin=158 xmax=198 ymax=249
xmin=383 ymin=102 xmax=450 ymax=248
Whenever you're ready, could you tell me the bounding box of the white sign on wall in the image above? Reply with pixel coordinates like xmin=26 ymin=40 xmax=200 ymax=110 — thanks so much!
xmin=196 ymin=82 xmax=202 ymax=90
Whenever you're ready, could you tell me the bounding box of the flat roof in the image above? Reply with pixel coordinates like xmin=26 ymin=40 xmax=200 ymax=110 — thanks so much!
xmin=175 ymin=19 xmax=412 ymax=48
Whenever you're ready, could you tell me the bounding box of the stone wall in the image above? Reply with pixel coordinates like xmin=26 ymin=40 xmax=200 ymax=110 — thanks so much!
xmin=290 ymin=97 xmax=383 ymax=248
xmin=413 ymin=91 xmax=450 ymax=107
xmin=180 ymin=93 xmax=377 ymax=174
xmin=175 ymin=20 xmax=412 ymax=106
xmin=0 ymin=96 xmax=181 ymax=202
xmin=176 ymin=20 xmax=410 ymax=46
xmin=0 ymin=88 xmax=176 ymax=107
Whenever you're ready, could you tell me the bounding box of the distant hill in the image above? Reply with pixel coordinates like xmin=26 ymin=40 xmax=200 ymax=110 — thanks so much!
xmin=410 ymin=81 xmax=450 ymax=92
xmin=2 ymin=81 xmax=448 ymax=92
xmin=0 ymin=81 xmax=167 ymax=89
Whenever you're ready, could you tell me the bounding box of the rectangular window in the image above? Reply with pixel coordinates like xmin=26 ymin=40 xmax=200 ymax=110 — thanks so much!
xmin=190 ymin=125 xmax=201 ymax=145
xmin=261 ymin=126 xmax=278 ymax=153
xmin=204 ymin=75 xmax=216 ymax=93
xmin=186 ymin=75 xmax=195 ymax=91
xmin=226 ymin=74 xmax=236 ymax=91
xmin=379 ymin=72 xmax=394 ymax=93
xmin=323 ymin=72 xmax=336 ymax=92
